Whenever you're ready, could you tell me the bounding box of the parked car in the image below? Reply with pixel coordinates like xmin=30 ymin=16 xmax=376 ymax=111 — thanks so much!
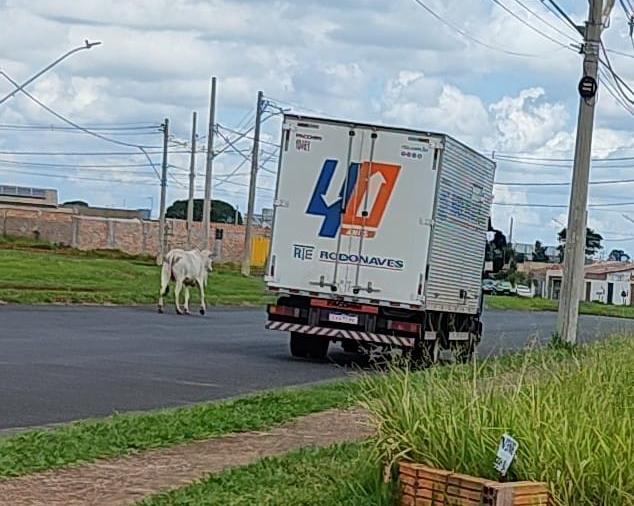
xmin=515 ymin=284 xmax=533 ymax=298
xmin=495 ymin=281 xmax=514 ymax=295
xmin=482 ymin=279 xmax=496 ymax=294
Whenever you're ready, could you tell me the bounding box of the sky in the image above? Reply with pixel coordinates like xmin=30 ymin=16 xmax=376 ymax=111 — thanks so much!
xmin=0 ymin=0 xmax=634 ymax=254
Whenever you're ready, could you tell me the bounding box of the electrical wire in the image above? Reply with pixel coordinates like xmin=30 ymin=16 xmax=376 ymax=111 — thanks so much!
xmin=0 ymin=149 xmax=191 ymax=156
xmin=542 ymin=0 xmax=580 ymax=33
xmin=0 ymin=71 xmax=163 ymax=180
xmin=496 ymin=177 xmax=634 ymax=187
xmin=489 ymin=0 xmax=574 ymax=49
xmin=411 ymin=0 xmax=540 ymax=57
xmin=493 ymin=201 xmax=634 ymax=208
xmin=511 ymin=0 xmax=579 ymax=43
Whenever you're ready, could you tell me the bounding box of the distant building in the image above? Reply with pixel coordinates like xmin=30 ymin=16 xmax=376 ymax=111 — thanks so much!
xmin=60 ymin=203 xmax=151 ymax=220
xmin=545 ymin=262 xmax=634 ymax=306
xmin=0 ymin=184 xmax=58 ymax=208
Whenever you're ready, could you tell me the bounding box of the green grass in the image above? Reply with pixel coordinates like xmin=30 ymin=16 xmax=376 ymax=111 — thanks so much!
xmin=0 ymin=381 xmax=354 ymax=478
xmin=486 ymin=294 xmax=634 ymax=319
xmin=362 ymin=337 xmax=634 ymax=505
xmin=140 ymin=442 xmax=395 ymax=506
xmin=0 ymin=241 xmax=270 ymax=305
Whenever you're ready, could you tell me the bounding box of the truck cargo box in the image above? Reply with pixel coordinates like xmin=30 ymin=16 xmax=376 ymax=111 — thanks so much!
xmin=266 ymin=115 xmax=495 ymax=316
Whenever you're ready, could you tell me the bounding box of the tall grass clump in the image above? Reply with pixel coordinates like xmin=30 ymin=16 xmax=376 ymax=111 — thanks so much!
xmin=360 ymin=337 xmax=634 ymax=505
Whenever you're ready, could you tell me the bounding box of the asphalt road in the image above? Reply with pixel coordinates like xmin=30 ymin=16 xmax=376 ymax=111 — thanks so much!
xmin=1 ymin=305 xmax=634 ymax=430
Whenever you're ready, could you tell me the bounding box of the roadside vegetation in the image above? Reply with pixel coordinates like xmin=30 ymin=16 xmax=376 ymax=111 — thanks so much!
xmin=0 ymin=380 xmax=353 ymax=478
xmin=363 ymin=336 xmax=634 ymax=505
xmin=486 ymin=294 xmax=634 ymax=319
xmin=139 ymin=337 xmax=634 ymax=505
xmin=0 ymin=235 xmax=269 ymax=305
xmin=141 ymin=442 xmax=394 ymax=506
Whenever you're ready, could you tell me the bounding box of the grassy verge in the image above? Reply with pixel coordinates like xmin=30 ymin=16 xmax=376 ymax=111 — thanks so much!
xmin=0 ymin=381 xmax=354 ymax=478
xmin=0 ymin=337 xmax=604 ymax=481
xmin=0 ymin=237 xmax=270 ymax=305
xmin=363 ymin=337 xmax=634 ymax=505
xmin=486 ymin=294 xmax=634 ymax=319
xmin=140 ymin=442 xmax=394 ymax=506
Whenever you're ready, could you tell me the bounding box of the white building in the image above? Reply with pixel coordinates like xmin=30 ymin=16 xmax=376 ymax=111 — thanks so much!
xmin=545 ymin=262 xmax=634 ymax=306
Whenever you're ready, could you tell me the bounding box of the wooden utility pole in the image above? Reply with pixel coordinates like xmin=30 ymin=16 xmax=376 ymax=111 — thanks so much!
xmin=203 ymin=77 xmax=217 ymax=251
xmin=557 ymin=0 xmax=612 ymax=344
xmin=158 ymin=118 xmax=169 ymax=264
xmin=241 ymin=91 xmax=264 ymax=276
xmin=187 ymin=111 xmax=197 ymax=248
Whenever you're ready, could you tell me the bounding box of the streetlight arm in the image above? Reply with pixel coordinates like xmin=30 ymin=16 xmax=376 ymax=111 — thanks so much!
xmin=0 ymin=40 xmax=101 ymax=106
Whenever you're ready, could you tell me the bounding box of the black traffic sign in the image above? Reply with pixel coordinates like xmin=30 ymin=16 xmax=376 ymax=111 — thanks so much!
xmin=578 ymin=76 xmax=598 ymax=99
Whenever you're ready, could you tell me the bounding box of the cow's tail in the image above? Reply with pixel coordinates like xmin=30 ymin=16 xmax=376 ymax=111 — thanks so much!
xmin=160 ymin=253 xmax=174 ymax=297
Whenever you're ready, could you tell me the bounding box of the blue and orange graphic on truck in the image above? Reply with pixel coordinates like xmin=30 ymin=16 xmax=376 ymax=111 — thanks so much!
xmin=306 ymin=159 xmax=401 ymax=239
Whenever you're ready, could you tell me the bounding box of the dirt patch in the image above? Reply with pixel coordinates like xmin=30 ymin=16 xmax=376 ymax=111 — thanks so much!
xmin=0 ymin=407 xmax=371 ymax=506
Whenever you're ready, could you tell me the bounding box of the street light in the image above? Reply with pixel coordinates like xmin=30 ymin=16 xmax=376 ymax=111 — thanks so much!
xmin=0 ymin=40 xmax=102 ymax=106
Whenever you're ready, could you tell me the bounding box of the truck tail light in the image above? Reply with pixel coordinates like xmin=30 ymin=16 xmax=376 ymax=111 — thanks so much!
xmin=270 ymin=255 xmax=276 ymax=277
xmin=388 ymin=321 xmax=421 ymax=334
xmin=269 ymin=305 xmax=300 ymax=318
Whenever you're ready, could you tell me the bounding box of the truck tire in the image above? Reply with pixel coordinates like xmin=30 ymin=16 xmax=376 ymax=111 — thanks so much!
xmin=451 ymin=341 xmax=475 ymax=363
xmin=409 ymin=339 xmax=440 ymax=368
xmin=290 ymin=333 xmax=329 ymax=360
xmin=341 ymin=340 xmax=360 ymax=353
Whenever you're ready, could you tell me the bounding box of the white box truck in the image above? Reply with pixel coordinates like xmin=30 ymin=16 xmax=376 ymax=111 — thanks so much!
xmin=265 ymin=114 xmax=496 ymax=363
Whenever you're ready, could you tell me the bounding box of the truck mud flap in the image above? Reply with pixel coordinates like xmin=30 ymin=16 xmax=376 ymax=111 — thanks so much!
xmin=265 ymin=321 xmax=415 ymax=347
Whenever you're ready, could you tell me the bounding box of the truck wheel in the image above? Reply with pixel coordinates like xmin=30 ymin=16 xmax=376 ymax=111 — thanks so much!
xmin=290 ymin=332 xmax=310 ymax=358
xmin=409 ymin=339 xmax=440 ymax=368
xmin=290 ymin=333 xmax=329 ymax=359
xmin=452 ymin=341 xmax=475 ymax=363
xmin=341 ymin=340 xmax=360 ymax=353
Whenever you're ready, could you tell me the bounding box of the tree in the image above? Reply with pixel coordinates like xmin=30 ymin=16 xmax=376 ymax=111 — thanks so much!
xmin=533 ymin=240 xmax=548 ymax=262
xmin=63 ymin=200 xmax=89 ymax=207
xmin=486 ymin=218 xmax=509 ymax=273
xmin=608 ymin=249 xmax=630 ymax=262
xmin=166 ymin=199 xmax=242 ymax=224
xmin=557 ymin=227 xmax=603 ymax=262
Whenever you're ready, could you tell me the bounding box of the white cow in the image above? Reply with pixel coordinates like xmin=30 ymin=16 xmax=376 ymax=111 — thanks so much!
xmin=158 ymin=248 xmax=213 ymax=315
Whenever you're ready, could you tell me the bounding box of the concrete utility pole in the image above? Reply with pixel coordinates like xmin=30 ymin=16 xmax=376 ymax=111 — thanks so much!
xmin=241 ymin=90 xmax=264 ymax=276
xmin=202 ymin=77 xmax=217 ymax=251
xmin=557 ymin=0 xmax=611 ymax=344
xmin=187 ymin=111 xmax=198 ymax=249
xmin=158 ymin=118 xmax=169 ymax=264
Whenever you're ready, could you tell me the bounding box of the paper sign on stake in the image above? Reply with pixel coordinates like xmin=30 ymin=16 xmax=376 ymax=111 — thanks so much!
xmin=494 ymin=433 xmax=518 ymax=476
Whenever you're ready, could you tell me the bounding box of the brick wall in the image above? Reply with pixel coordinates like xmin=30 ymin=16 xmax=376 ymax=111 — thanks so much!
xmin=0 ymin=205 xmax=268 ymax=263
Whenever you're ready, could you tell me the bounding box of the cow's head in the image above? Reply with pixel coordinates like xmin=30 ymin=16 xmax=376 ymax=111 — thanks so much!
xmin=200 ymin=249 xmax=214 ymax=273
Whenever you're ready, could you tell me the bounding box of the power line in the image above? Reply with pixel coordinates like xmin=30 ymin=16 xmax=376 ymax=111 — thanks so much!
xmin=0 ymin=123 xmax=160 ymax=131
xmin=494 ymin=201 xmax=634 ymax=208
xmin=496 ymin=177 xmax=634 ymax=186
xmin=494 ymin=153 xmax=634 ymax=163
xmin=511 ymin=0 xmax=580 ymax=43
xmin=0 ymin=166 xmax=157 ymax=186
xmin=0 ymin=149 xmax=191 ymax=156
xmin=0 ymin=71 xmax=163 ymax=180
xmin=542 ymin=0 xmax=580 ymax=33
xmin=410 ymin=0 xmax=540 ymax=57
xmin=0 ymin=159 xmax=158 ymax=169
xmin=489 ymin=0 xmax=575 ymax=49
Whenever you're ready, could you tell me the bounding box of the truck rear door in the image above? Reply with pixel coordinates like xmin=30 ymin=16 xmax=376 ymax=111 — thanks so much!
xmin=267 ymin=116 xmax=441 ymax=306
xmin=334 ymin=127 xmax=441 ymax=304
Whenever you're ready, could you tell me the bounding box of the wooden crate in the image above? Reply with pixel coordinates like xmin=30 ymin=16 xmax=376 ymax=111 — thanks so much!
xmin=399 ymin=462 xmax=551 ymax=506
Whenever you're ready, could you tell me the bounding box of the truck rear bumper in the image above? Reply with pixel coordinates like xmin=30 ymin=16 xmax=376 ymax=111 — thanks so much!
xmin=265 ymin=320 xmax=415 ymax=348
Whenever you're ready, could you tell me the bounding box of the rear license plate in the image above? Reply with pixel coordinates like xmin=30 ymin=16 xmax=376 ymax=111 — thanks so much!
xmin=329 ymin=312 xmax=359 ymax=325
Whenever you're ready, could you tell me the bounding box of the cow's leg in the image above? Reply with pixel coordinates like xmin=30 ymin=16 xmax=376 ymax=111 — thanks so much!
xmin=174 ymin=278 xmax=184 ymax=315
xmin=158 ymin=263 xmax=171 ymax=313
xmin=198 ymin=279 xmax=206 ymax=315
xmin=184 ymin=285 xmax=191 ymax=315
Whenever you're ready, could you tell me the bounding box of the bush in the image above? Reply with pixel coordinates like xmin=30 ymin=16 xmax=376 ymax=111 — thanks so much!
xmin=361 ymin=338 xmax=634 ymax=505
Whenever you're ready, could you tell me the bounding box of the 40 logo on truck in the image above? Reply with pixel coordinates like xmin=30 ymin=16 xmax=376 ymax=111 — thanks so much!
xmin=306 ymin=159 xmax=401 ymax=239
